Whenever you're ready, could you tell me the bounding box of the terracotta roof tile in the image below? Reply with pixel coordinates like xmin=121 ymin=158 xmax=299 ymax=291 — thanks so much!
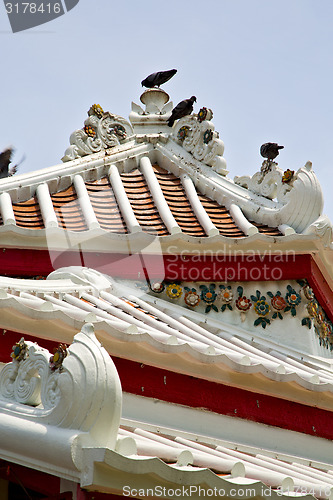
xmin=51 ymin=186 xmax=87 ymax=232
xmin=197 ymin=194 xmax=245 ymax=238
xmin=153 ymin=165 xmax=206 ymax=237
xmin=121 ymin=169 xmax=169 ymax=235
xmin=85 ymin=179 xmax=127 ymax=233
xmin=4 ymin=163 xmax=283 ymax=238
xmin=251 ymin=221 xmax=282 ymax=236
xmin=12 ymin=197 xmax=44 ymax=229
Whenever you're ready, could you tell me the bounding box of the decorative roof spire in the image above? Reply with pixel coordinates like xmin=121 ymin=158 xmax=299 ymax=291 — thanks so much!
xmin=140 ymin=88 xmax=170 ymax=113
xmin=129 ymin=88 xmax=173 ymax=133
xmin=61 ymin=89 xmax=227 ymax=176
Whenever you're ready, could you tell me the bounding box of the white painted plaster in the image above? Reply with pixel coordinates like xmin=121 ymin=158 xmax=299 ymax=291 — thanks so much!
xmin=108 ymin=164 xmax=141 ymax=233
xmin=0 ymin=192 xmax=15 ymax=225
xmin=73 ymin=174 xmax=100 ymax=230
xmin=122 ymin=393 xmax=333 ymax=467
xmin=36 ymin=183 xmax=58 ymax=228
xmin=140 ymin=156 xmax=181 ymax=234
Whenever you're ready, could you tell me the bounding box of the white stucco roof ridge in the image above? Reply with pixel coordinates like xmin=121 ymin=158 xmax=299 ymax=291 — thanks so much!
xmin=0 ymin=323 xmax=122 ymax=480
xmin=0 ymin=88 xmax=330 ymax=239
xmin=1 ymin=267 xmax=333 ymax=401
xmin=81 ymin=444 xmax=333 ymax=500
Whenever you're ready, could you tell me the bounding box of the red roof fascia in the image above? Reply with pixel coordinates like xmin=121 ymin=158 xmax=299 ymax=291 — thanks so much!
xmin=0 ymin=248 xmax=310 ymax=280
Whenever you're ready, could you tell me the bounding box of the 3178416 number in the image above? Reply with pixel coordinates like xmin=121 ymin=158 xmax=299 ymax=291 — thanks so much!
xmin=5 ymin=3 xmax=61 ymax=14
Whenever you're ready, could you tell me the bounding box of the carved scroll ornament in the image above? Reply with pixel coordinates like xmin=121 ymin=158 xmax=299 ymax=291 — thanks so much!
xmin=172 ymin=108 xmax=228 ymax=176
xmin=62 ymin=104 xmax=134 ymax=162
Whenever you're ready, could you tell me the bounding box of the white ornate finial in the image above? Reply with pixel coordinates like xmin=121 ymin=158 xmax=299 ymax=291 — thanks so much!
xmin=140 ymin=88 xmax=170 ymax=114
xmin=129 ymin=89 xmax=173 ymax=134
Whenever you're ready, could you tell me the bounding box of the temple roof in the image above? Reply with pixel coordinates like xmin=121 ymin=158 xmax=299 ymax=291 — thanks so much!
xmin=0 ymin=89 xmax=331 ymax=256
xmin=1 ymin=89 xmax=333 ymax=498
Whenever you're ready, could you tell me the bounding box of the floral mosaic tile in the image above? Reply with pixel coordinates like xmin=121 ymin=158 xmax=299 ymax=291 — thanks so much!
xmin=147 ymin=279 xmax=333 ymax=350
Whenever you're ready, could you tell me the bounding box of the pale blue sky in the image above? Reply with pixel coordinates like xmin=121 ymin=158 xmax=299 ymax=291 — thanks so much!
xmin=1 ymin=0 xmax=333 ymax=219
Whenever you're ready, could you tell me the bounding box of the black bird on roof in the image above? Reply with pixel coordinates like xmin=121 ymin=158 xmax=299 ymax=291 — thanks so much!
xmin=260 ymin=142 xmax=284 ymax=161
xmin=0 ymin=148 xmax=18 ymax=179
xmin=141 ymin=69 xmax=177 ymax=88
xmin=167 ymin=96 xmax=197 ymax=127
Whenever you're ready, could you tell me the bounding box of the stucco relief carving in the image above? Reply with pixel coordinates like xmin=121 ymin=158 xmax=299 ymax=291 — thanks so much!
xmin=62 ymin=104 xmax=133 ymax=162
xmin=234 ymin=162 xmax=324 ymax=233
xmin=172 ymin=109 xmax=228 ymax=176
xmin=0 ymin=324 xmax=122 ymax=446
xmin=234 ymin=162 xmax=292 ymax=202
xmin=0 ymin=339 xmax=57 ymax=407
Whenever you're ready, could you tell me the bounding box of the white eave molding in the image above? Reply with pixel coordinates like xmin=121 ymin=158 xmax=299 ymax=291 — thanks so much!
xmin=1 ymin=266 xmax=333 ymax=408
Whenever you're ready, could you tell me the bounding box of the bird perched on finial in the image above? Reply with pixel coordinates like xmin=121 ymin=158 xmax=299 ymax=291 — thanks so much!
xmin=260 ymin=142 xmax=284 ymax=160
xmin=167 ymin=96 xmax=197 ymax=127
xmin=141 ymin=69 xmax=177 ymax=88
xmin=0 ymin=148 xmax=19 ymax=179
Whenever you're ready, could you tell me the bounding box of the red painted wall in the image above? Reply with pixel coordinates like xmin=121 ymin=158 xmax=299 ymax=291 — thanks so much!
xmin=0 ymin=460 xmax=60 ymax=496
xmin=0 ymin=460 xmax=127 ymax=499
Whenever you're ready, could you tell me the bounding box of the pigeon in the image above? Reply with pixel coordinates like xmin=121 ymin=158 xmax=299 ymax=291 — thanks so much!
xmin=0 ymin=148 xmax=18 ymax=179
xmin=167 ymin=96 xmax=197 ymax=127
xmin=260 ymin=142 xmax=284 ymax=160
xmin=141 ymin=69 xmax=177 ymax=88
